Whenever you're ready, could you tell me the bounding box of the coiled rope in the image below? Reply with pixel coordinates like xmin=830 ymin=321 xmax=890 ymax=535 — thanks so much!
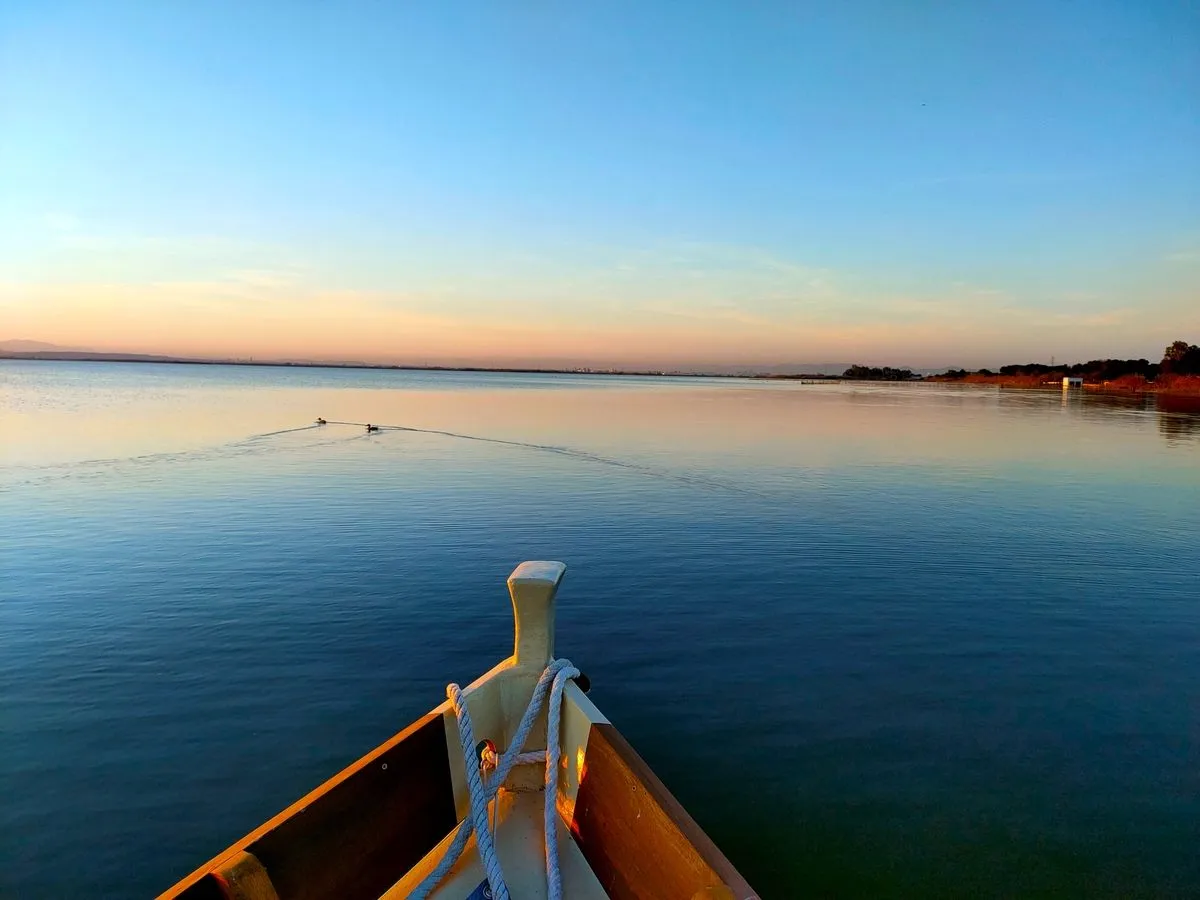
xmin=409 ymin=658 xmax=581 ymax=900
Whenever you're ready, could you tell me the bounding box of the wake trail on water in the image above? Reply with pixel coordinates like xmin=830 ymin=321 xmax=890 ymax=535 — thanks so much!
xmin=1 ymin=424 xmax=349 ymax=489
xmin=322 ymin=419 xmax=768 ymax=498
xmin=240 ymin=424 xmax=325 ymax=440
xmin=3 ymin=419 xmax=767 ymax=499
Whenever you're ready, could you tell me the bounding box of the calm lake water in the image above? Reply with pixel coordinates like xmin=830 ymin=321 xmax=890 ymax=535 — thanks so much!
xmin=2 ymin=360 xmax=1199 ymax=898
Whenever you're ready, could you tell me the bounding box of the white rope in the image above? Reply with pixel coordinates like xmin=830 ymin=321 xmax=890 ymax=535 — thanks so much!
xmin=408 ymin=658 xmax=581 ymax=900
xmin=543 ymin=663 xmax=579 ymax=900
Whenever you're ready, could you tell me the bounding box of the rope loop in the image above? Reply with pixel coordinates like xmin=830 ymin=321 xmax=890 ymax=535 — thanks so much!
xmin=408 ymin=659 xmax=581 ymax=900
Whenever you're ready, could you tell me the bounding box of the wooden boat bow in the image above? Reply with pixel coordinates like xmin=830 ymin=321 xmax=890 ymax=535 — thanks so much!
xmin=159 ymin=562 xmax=757 ymax=900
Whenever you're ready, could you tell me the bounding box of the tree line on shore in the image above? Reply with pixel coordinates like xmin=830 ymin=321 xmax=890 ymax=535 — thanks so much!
xmin=934 ymin=340 xmax=1199 ymax=382
xmin=843 ymin=340 xmax=1200 ymax=383
xmin=842 ymin=365 xmax=916 ymax=381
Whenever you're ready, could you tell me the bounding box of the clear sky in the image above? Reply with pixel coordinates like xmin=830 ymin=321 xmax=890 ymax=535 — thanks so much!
xmin=2 ymin=1 xmax=1197 ymax=369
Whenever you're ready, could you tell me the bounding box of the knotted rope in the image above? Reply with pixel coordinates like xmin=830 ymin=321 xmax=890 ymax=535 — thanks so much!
xmin=408 ymin=658 xmax=581 ymax=900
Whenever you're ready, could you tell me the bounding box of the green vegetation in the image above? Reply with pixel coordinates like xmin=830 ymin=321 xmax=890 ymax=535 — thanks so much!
xmin=843 ymin=365 xmax=915 ymax=381
xmin=1162 ymin=340 xmax=1200 ymax=375
xmin=940 ymin=358 xmax=1159 ymax=381
xmin=931 ymin=340 xmax=1200 ymax=394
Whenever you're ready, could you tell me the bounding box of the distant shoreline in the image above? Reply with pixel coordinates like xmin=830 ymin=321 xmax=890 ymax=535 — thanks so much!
xmin=0 ymin=350 xmax=847 ymax=381
xmin=7 ymin=352 xmax=1197 ymax=396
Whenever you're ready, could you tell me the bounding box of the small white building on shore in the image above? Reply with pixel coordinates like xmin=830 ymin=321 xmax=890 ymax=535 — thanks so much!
xmin=1063 ymin=376 xmax=1083 ymax=389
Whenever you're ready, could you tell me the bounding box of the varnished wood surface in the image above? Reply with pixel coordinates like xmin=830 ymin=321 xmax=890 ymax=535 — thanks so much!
xmin=160 ymin=709 xmax=456 ymax=900
xmin=570 ymin=723 xmax=758 ymax=900
xmin=211 ymin=852 xmax=279 ymax=900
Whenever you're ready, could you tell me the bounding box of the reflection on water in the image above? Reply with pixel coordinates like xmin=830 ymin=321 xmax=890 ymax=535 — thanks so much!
xmin=2 ymin=362 xmax=1199 ymax=898
xmin=1156 ymin=393 xmax=1200 ymax=443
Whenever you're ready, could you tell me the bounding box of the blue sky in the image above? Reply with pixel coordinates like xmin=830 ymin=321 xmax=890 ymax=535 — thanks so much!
xmin=1 ymin=0 xmax=1197 ymax=367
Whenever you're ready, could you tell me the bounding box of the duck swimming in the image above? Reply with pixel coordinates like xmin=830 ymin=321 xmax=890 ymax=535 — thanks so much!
xmin=366 ymin=424 xmax=380 ymax=433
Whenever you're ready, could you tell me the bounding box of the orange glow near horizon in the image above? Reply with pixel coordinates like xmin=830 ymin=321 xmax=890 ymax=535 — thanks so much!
xmin=4 ymin=260 xmax=1198 ymax=369
xmin=0 ymin=286 xmax=887 ymax=365
xmin=7 ymin=286 xmax=1196 ymax=370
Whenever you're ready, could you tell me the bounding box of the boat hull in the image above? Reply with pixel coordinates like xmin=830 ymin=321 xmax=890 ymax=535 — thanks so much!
xmin=158 ymin=562 xmax=757 ymax=900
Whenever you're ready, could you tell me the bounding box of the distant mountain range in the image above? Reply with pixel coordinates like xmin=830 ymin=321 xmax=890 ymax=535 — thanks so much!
xmin=701 ymin=362 xmax=853 ymax=376
xmin=0 ymin=339 xmax=86 ymax=352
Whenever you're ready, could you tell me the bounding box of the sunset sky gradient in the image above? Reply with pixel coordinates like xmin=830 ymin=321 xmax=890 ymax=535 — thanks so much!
xmin=2 ymin=1 xmax=1198 ymax=368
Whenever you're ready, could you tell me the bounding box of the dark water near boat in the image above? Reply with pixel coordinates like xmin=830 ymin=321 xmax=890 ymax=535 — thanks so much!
xmin=3 ymin=360 xmax=1199 ymax=898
